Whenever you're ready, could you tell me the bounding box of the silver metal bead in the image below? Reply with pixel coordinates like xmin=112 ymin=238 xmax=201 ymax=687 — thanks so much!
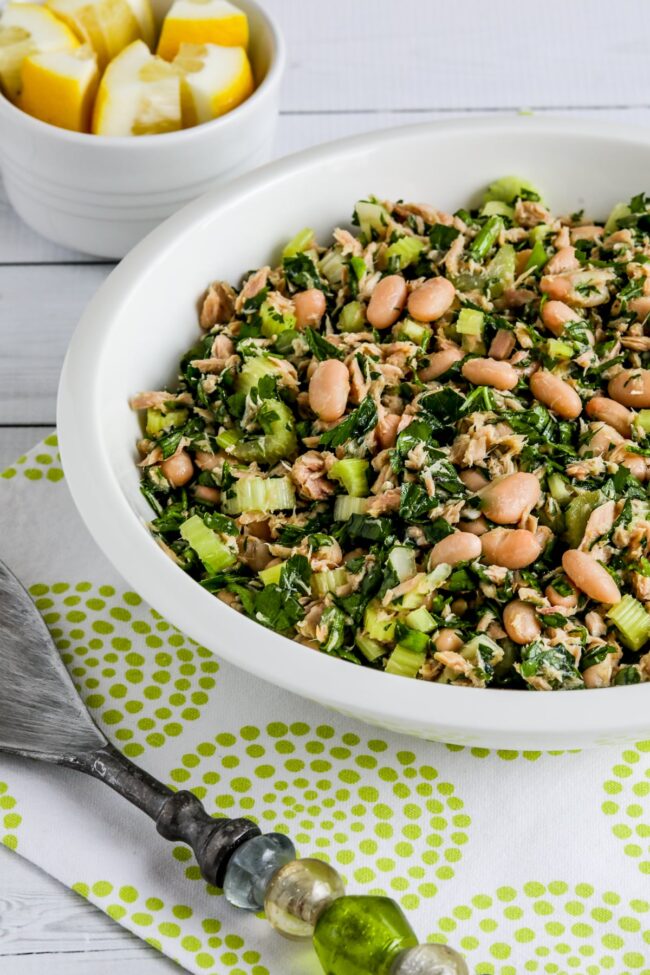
xmin=223 ymin=833 xmax=296 ymax=911
xmin=390 ymin=943 xmax=470 ymax=975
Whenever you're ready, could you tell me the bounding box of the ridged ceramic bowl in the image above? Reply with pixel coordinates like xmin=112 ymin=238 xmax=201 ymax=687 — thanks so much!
xmin=58 ymin=117 xmax=650 ymax=749
xmin=0 ymin=0 xmax=284 ymax=258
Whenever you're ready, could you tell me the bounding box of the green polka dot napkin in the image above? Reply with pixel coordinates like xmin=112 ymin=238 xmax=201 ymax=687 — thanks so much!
xmin=2 ymin=436 xmax=650 ymax=975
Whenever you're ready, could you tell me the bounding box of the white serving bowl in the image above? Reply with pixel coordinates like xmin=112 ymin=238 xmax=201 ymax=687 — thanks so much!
xmin=0 ymin=0 xmax=284 ymax=259
xmin=58 ymin=116 xmax=650 ymax=750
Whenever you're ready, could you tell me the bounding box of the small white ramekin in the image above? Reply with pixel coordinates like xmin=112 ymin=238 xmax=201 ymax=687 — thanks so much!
xmin=0 ymin=0 xmax=284 ymax=258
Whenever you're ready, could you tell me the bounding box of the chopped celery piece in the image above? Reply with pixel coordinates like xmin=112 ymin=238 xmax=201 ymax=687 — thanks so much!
xmin=385 ymin=643 xmax=425 ymax=678
xmin=339 ymin=300 xmax=366 ymax=333
xmin=607 ymin=595 xmax=650 ymax=651
xmin=456 ymin=308 xmax=484 ymax=336
xmin=180 ymin=515 xmax=237 ymax=573
xmin=216 ymin=428 xmax=242 ymax=451
xmin=484 ymin=176 xmax=542 ymax=205
xmin=387 ymin=545 xmax=417 ymax=583
xmin=564 ymin=490 xmax=602 ymax=548
xmin=146 ymin=408 xmax=187 ymax=437
xmin=604 ymin=201 xmax=631 ymax=236
xmin=481 ymin=200 xmax=514 ymax=219
xmin=385 ymin=235 xmax=424 ymax=269
xmin=232 ymin=400 xmax=297 ymax=465
xmin=399 ymin=629 xmax=429 ymax=653
xmin=530 ymin=223 xmax=552 ymax=243
xmin=364 ymin=599 xmax=397 ymax=643
xmin=355 ymin=199 xmax=390 ymax=238
xmin=333 ymin=495 xmax=369 ymax=520
xmin=236 ymin=355 xmax=285 ymax=395
xmin=260 ymin=299 xmax=296 ymax=337
xmin=524 ymin=239 xmax=547 ymax=272
xmin=319 ymin=248 xmax=345 ymax=285
xmin=637 ymin=409 xmax=650 ymax=434
xmin=453 ymin=634 xmax=504 ymax=680
xmin=548 ymin=473 xmax=573 ymax=506
xmin=282 ymin=227 xmax=315 ymax=259
xmin=405 ymin=606 xmax=436 ymax=633
xmin=400 ymin=565 xmax=452 ymax=609
xmin=470 ymin=215 xmax=502 ymax=260
xmin=329 ymin=458 xmax=369 ymax=498
xmin=486 ymin=243 xmax=516 ymax=292
xmin=395 ymin=318 xmax=432 ymax=347
xmin=259 ymin=562 xmax=284 ymax=586
xmin=311 ymin=567 xmax=348 ymax=597
xmin=222 ymin=475 xmax=295 ymax=514
xmin=547 ymin=339 xmax=573 ymax=360
xmin=356 ymin=633 xmax=388 ymax=662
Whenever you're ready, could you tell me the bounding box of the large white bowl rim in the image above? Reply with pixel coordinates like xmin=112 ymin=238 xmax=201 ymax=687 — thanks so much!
xmin=58 ymin=116 xmax=650 ymax=749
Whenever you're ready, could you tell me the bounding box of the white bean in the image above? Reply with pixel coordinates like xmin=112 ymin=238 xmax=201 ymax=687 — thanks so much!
xmin=367 ymin=275 xmax=407 ymax=329
xmin=503 ymin=600 xmax=542 ymax=645
xmin=309 ymin=359 xmax=350 ymax=421
xmin=562 ymin=549 xmax=621 ymax=604
xmin=407 ymin=277 xmax=455 ymax=322
xmin=479 ymin=472 xmax=541 ymax=525
xmin=429 ymin=531 xmax=481 ymax=567
xmin=608 ymin=370 xmax=650 ymax=408
xmin=530 ymin=369 xmax=582 ymax=419
xmin=461 ymin=357 xmax=518 ymax=391
xmin=480 ymin=528 xmax=542 ymax=569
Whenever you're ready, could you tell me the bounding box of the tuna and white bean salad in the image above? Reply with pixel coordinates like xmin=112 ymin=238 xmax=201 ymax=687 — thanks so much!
xmin=132 ymin=177 xmax=650 ymax=691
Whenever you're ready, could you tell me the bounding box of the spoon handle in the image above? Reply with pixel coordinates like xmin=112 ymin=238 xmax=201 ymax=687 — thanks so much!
xmin=71 ymin=741 xmax=260 ymax=887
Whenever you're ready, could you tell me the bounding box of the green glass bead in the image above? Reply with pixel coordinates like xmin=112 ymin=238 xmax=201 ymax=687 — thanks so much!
xmin=313 ymin=895 xmax=418 ymax=975
xmin=390 ymin=944 xmax=470 ymax=975
xmin=264 ymin=858 xmax=345 ymax=940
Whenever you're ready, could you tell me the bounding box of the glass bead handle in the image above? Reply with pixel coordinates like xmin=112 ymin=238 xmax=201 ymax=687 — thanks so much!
xmin=72 ymin=741 xmax=260 ymax=887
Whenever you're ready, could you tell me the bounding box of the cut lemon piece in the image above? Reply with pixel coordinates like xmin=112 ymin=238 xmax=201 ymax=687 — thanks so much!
xmin=157 ymin=0 xmax=248 ymax=62
xmin=19 ymin=45 xmax=98 ymax=132
xmin=46 ymin=0 xmax=155 ymax=71
xmin=174 ymin=42 xmax=252 ymax=126
xmin=92 ymin=39 xmax=182 ymax=136
xmin=0 ymin=2 xmax=79 ymax=100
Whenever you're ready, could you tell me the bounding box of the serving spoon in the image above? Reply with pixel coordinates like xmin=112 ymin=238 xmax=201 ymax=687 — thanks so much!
xmin=0 ymin=556 xmax=259 ymax=886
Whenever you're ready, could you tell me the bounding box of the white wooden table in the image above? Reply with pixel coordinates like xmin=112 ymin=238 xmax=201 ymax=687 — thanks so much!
xmin=1 ymin=0 xmax=650 ymax=969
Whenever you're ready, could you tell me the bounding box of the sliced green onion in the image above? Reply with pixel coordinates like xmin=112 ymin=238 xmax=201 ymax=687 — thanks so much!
xmin=470 ymin=215 xmax=503 ymax=260
xmin=311 ymin=567 xmax=348 ymax=597
xmin=405 ymin=606 xmax=436 ymax=633
xmin=524 ymin=239 xmax=547 ymax=273
xmin=180 ymin=515 xmax=237 ymax=573
xmin=637 ymin=409 xmax=650 ymax=434
xmin=480 ymin=200 xmax=514 ymax=219
xmin=259 ymin=562 xmax=284 ymax=586
xmin=222 ymin=475 xmax=295 ymax=515
xmin=607 ymin=595 xmax=650 ymax=651
xmin=145 ymin=408 xmax=187 ymax=438
xmin=547 ymin=339 xmax=574 ymax=360
xmin=339 ymin=300 xmax=366 ymax=333
xmin=232 ymin=400 xmax=297 ymax=465
xmin=260 ymin=299 xmax=296 ymax=337
xmin=394 ymin=318 xmax=431 ymax=347
xmin=282 ymin=227 xmax=315 ymax=259
xmin=355 ymin=199 xmax=390 ymax=238
xmin=385 ymin=643 xmax=425 ymax=678
xmin=484 ymin=176 xmax=542 ymax=205
xmin=363 ymin=599 xmax=397 ymax=643
xmin=604 ymin=201 xmax=630 ymax=236
xmin=385 ymin=235 xmax=424 ymax=270
xmin=328 ymin=458 xmax=369 ymax=498
xmin=548 ymin=473 xmax=573 ymax=506
xmin=216 ymin=428 xmax=242 ymax=451
xmin=387 ymin=545 xmax=417 ymax=583
xmin=319 ymin=248 xmax=345 ymax=285
xmin=456 ymin=308 xmax=484 ymax=336
xmin=356 ymin=633 xmax=389 ymax=662
xmin=333 ymin=495 xmax=369 ymax=520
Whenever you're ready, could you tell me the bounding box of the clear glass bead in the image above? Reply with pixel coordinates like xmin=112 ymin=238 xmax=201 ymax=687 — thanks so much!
xmin=390 ymin=944 xmax=470 ymax=975
xmin=223 ymin=833 xmax=296 ymax=911
xmin=313 ymin=895 xmax=418 ymax=975
xmin=264 ymin=858 xmax=345 ymax=940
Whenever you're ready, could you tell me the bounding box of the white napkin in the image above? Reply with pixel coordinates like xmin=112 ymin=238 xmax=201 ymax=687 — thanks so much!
xmin=1 ymin=435 xmax=649 ymax=975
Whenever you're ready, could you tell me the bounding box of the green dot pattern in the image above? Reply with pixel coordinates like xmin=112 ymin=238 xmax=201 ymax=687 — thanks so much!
xmin=602 ymin=740 xmax=650 ymax=877
xmin=168 ymin=723 xmax=471 ymax=911
xmin=1 ymin=434 xmax=63 ymax=482
xmin=0 ymin=780 xmax=22 ymax=851
xmin=28 ymin=581 xmax=219 ymax=758
xmin=445 ymin=745 xmax=581 ymax=762
xmin=428 ymin=882 xmax=650 ymax=974
xmin=72 ymin=880 xmax=269 ymax=974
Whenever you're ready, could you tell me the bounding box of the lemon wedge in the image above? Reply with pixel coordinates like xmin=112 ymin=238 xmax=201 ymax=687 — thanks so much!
xmin=157 ymin=0 xmax=248 ymax=62
xmin=19 ymin=44 xmax=98 ymax=132
xmin=46 ymin=0 xmax=155 ymax=71
xmin=174 ymin=42 xmax=252 ymax=126
xmin=92 ymin=39 xmax=182 ymax=136
xmin=0 ymin=2 xmax=79 ymax=100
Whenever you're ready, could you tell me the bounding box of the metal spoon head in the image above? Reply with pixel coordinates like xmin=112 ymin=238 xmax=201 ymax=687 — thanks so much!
xmin=0 ymin=558 xmax=106 ymax=763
